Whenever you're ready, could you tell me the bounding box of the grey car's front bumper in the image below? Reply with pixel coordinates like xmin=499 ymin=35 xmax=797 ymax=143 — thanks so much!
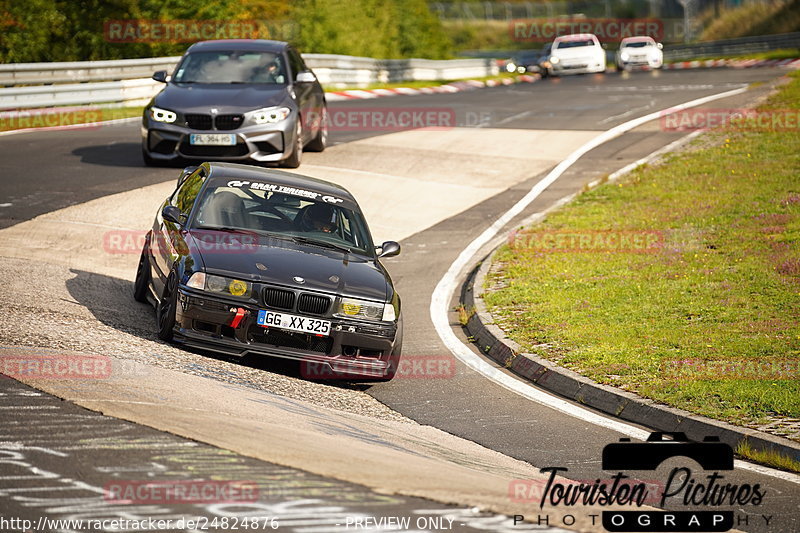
xmin=142 ymin=117 xmax=296 ymax=163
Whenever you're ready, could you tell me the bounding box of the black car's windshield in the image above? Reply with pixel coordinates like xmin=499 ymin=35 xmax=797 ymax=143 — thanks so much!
xmin=172 ymin=51 xmax=287 ymax=84
xmin=191 ymin=185 xmax=374 ymax=255
xmin=555 ymin=39 xmax=595 ymax=49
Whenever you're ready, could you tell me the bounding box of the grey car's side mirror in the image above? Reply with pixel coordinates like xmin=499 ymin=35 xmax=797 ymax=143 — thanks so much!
xmin=162 ymin=205 xmax=184 ymax=225
xmin=152 ymin=70 xmax=168 ymax=83
xmin=377 ymin=241 xmax=400 ymax=258
xmin=296 ymin=71 xmax=316 ymax=84
xmin=657 ymin=42 xmax=664 ymax=49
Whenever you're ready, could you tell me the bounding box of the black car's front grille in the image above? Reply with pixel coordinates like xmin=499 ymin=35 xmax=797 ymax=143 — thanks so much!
xmin=298 ymin=293 xmax=331 ymax=315
xmin=215 ymin=114 xmax=244 ymax=130
xmin=263 ymin=287 xmax=295 ymax=310
xmin=185 ymin=114 xmax=213 ymax=130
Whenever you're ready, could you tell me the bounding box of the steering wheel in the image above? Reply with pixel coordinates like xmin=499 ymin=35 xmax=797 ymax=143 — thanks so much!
xmin=245 ymin=204 xmax=294 ymax=225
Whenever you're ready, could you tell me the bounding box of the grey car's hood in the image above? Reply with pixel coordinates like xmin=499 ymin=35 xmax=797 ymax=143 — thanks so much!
xmin=155 ymin=83 xmax=290 ymax=114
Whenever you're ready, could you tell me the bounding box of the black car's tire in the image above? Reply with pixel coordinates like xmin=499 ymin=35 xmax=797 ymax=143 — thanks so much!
xmin=156 ymin=272 xmax=178 ymax=342
xmin=282 ymin=119 xmax=303 ymax=168
xmin=133 ymin=247 xmax=151 ymax=303
xmin=305 ymin=106 xmax=327 ymax=153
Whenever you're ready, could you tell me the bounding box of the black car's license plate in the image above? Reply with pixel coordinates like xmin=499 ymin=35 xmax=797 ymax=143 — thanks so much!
xmin=257 ymin=310 xmax=331 ymax=336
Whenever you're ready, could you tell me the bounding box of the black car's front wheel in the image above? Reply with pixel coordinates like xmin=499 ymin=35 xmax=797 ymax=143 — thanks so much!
xmin=156 ymin=273 xmax=178 ymax=341
xmin=133 ymin=246 xmax=151 ymax=303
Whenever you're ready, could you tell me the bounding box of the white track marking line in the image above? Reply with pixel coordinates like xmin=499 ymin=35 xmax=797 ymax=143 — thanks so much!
xmin=431 ymin=86 xmax=800 ymax=484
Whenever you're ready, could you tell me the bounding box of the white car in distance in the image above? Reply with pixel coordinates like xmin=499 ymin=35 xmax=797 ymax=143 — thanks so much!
xmin=616 ymin=36 xmax=664 ymax=71
xmin=547 ymin=33 xmax=606 ymax=76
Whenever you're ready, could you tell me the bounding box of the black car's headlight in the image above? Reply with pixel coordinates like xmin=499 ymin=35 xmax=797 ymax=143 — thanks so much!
xmin=186 ymin=272 xmax=252 ymax=298
xmin=335 ymin=297 xmax=396 ymax=322
xmin=150 ymin=106 xmax=177 ymax=124
xmin=252 ymin=106 xmax=291 ymax=125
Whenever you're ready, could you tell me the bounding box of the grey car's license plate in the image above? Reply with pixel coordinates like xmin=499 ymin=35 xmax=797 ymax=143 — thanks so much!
xmin=257 ymin=310 xmax=331 ymax=336
xmin=189 ymin=133 xmax=236 ymax=146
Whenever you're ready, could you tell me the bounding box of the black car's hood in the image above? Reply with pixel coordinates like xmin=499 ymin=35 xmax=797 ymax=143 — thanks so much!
xmin=188 ymin=233 xmax=389 ymax=302
xmin=154 ymin=83 xmax=289 ymax=114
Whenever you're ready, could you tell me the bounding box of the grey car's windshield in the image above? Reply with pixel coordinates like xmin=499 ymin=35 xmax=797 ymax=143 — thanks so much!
xmin=172 ymin=51 xmax=287 ymax=84
xmin=191 ymin=185 xmax=374 ymax=255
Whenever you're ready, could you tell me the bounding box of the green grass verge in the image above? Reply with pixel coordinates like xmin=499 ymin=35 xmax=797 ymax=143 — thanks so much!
xmin=666 ymin=49 xmax=800 ymax=64
xmin=736 ymin=440 xmax=800 ymax=473
xmin=484 ymin=71 xmax=800 ymax=434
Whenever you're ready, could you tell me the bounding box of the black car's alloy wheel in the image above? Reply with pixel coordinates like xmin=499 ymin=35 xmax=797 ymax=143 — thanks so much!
xmin=157 ymin=273 xmax=178 ymax=341
xmin=133 ymin=247 xmax=151 ymax=303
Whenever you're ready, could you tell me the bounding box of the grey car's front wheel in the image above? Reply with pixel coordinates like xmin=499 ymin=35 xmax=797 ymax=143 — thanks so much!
xmin=133 ymin=247 xmax=151 ymax=303
xmin=305 ymin=106 xmax=327 ymax=152
xmin=282 ymin=119 xmax=303 ymax=168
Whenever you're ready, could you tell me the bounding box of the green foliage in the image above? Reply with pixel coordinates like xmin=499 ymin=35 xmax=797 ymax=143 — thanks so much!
xmin=700 ymin=0 xmax=800 ymax=41
xmin=0 ymin=0 xmax=451 ymax=63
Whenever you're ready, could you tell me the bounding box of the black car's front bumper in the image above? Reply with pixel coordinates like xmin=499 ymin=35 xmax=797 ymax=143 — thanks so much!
xmin=173 ymin=289 xmax=400 ymax=378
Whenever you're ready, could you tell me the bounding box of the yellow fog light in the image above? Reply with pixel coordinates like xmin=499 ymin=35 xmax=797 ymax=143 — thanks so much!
xmin=229 ymin=279 xmax=249 ymax=296
xmin=341 ymin=302 xmax=361 ymax=315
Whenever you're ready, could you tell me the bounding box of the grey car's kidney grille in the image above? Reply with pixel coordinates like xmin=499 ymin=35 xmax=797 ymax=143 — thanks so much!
xmin=185 ymin=114 xmax=213 ymax=130
xmin=263 ymin=288 xmax=295 ymax=310
xmin=215 ymin=114 xmax=244 ymax=130
xmin=298 ymin=293 xmax=331 ymax=315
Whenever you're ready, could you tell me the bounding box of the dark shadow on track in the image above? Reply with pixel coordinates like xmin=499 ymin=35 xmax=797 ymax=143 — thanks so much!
xmin=72 ymin=143 xmax=184 ymax=168
xmin=64 ymin=268 xmax=371 ymax=391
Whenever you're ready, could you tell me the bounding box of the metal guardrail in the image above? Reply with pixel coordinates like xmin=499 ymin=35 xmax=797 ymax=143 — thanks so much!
xmin=664 ymin=32 xmax=800 ymax=61
xmin=0 ymin=54 xmax=498 ymax=110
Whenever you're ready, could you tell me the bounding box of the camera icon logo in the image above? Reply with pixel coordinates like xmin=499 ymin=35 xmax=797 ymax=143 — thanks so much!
xmin=602 ymin=432 xmax=734 ymax=471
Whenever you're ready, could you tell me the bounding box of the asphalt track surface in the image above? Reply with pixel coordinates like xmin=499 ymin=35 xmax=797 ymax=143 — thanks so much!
xmin=1 ymin=68 xmax=799 ymax=532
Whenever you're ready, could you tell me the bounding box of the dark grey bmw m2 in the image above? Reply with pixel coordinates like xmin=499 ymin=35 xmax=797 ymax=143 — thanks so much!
xmin=142 ymin=39 xmax=328 ymax=168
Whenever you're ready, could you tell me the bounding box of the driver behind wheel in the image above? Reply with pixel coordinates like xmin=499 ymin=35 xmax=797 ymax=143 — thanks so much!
xmin=301 ymin=203 xmax=337 ymax=233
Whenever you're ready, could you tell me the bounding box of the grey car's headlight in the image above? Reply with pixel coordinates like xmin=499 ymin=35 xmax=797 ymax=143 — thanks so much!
xmin=550 ymin=56 xmax=560 ymax=64
xmin=620 ymin=52 xmax=630 ymax=62
xmin=335 ymin=297 xmax=394 ymax=322
xmin=150 ymin=106 xmax=177 ymax=123
xmin=253 ymin=107 xmax=291 ymax=124
xmin=187 ymin=272 xmax=252 ymax=298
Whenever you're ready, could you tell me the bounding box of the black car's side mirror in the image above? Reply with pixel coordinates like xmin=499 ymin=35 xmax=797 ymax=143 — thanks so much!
xmin=162 ymin=205 xmax=184 ymax=225
xmin=377 ymin=241 xmax=400 ymax=258
xmin=296 ymin=71 xmax=316 ymax=84
xmin=152 ymin=70 xmax=168 ymax=83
